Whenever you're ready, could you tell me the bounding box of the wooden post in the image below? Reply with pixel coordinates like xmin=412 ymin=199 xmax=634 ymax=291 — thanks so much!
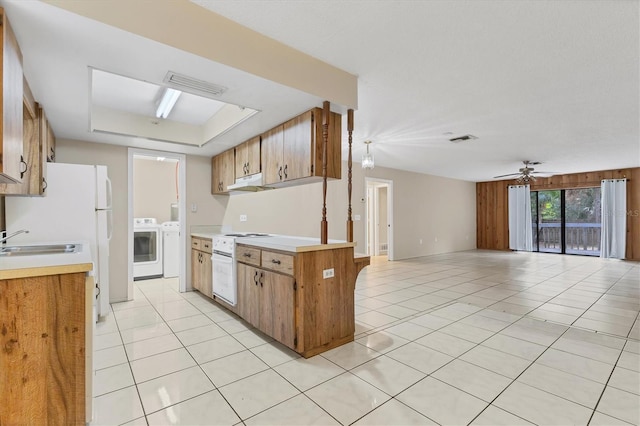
xmin=321 ymin=101 xmax=329 ymax=244
xmin=346 ymin=109 xmax=354 ymax=242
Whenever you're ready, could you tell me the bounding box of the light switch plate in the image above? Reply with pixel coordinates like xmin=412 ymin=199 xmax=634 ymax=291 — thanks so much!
xmin=191 ymin=203 xmax=197 ymax=213
xmin=354 ymin=215 xmax=361 ymax=221
xmin=240 ymin=214 xmax=247 ymax=222
xmin=323 ymin=268 xmax=335 ymax=279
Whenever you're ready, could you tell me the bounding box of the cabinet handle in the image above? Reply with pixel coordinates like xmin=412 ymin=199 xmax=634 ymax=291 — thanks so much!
xmin=284 ymin=164 xmax=288 ymax=179
xmin=271 ymin=259 xmax=281 ymax=265
xmin=19 ymin=155 xmax=28 ymax=179
xmin=243 ymin=253 xmax=251 ymax=257
xmin=254 ymin=270 xmax=259 ymax=286
xmin=204 ymin=244 xmax=210 ymax=248
xmin=49 ymin=148 xmax=55 ymax=162
xmin=42 ymin=177 xmax=47 ymax=193
xmin=278 ymin=166 xmax=283 ymax=180
xmin=259 ymin=272 xmax=264 ymax=287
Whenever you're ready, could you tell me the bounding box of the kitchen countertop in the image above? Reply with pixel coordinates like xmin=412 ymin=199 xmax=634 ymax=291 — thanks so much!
xmin=237 ymin=235 xmax=356 ymax=253
xmin=0 ymin=241 xmax=93 ymax=280
xmin=191 ymin=232 xmax=219 ymax=240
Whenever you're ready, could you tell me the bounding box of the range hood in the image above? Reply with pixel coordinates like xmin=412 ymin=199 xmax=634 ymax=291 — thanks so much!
xmin=227 ymin=173 xmax=273 ymax=192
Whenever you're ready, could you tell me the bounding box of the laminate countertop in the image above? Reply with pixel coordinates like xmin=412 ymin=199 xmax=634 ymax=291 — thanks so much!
xmin=0 ymin=241 xmax=93 ymax=280
xmin=236 ymin=235 xmax=356 ymax=253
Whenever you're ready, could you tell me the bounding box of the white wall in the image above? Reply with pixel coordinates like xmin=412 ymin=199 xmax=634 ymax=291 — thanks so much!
xmin=222 ymin=162 xmax=477 ymax=259
xmin=133 ymin=158 xmax=178 ymax=223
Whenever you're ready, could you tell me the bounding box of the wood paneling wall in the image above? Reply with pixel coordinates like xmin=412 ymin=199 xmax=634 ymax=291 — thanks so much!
xmin=476 ymin=167 xmax=640 ymax=260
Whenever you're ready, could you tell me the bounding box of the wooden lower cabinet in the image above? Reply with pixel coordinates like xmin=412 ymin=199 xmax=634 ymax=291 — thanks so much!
xmin=236 ymin=244 xmax=369 ymax=357
xmin=0 ymin=271 xmax=91 ymax=425
xmin=191 ymin=237 xmax=213 ymax=297
xmin=237 ymin=263 xmax=295 ymax=349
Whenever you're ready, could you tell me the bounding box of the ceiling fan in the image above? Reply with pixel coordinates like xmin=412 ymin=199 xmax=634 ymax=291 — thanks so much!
xmin=493 ymin=161 xmax=556 ymax=183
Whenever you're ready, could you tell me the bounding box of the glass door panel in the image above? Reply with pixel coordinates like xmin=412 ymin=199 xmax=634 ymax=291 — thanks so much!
xmin=565 ymin=188 xmax=601 ymax=256
xmin=537 ymin=190 xmax=562 ymax=253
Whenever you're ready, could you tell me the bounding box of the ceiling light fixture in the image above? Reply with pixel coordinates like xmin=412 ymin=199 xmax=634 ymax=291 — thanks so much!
xmin=155 ymin=88 xmax=182 ymax=119
xmin=362 ymin=140 xmax=374 ymax=169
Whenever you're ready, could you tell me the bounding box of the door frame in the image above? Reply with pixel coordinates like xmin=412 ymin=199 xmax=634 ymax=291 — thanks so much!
xmin=127 ymin=148 xmax=187 ymax=299
xmin=364 ymin=177 xmax=394 ymax=260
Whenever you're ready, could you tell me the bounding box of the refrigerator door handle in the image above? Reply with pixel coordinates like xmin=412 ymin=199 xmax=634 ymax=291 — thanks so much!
xmin=105 ymin=175 xmax=113 ymax=210
xmin=107 ymin=210 xmax=113 ymax=241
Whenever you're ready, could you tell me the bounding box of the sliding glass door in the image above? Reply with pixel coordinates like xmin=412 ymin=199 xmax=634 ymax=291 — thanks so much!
xmin=565 ymin=188 xmax=601 ymax=255
xmin=530 ymin=187 xmax=601 ymax=256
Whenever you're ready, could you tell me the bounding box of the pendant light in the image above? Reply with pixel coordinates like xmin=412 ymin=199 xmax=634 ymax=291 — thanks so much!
xmin=362 ymin=140 xmax=374 ymax=169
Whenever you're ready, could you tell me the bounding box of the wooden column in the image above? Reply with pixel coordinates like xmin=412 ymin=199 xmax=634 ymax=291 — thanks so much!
xmin=321 ymin=101 xmax=329 ymax=244
xmin=346 ymin=109 xmax=354 ymax=242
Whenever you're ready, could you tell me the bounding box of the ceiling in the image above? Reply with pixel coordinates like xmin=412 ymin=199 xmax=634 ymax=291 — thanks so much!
xmin=1 ymin=0 xmax=638 ymax=182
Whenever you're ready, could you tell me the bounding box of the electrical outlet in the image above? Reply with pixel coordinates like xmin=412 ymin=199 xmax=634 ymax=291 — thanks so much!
xmin=323 ymin=268 xmax=335 ymax=279
xmin=354 ymin=215 xmax=361 ymax=221
xmin=240 ymin=214 xmax=247 ymax=222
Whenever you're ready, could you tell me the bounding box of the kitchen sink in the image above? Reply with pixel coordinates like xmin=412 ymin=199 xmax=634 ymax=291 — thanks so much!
xmin=0 ymin=244 xmax=82 ymax=256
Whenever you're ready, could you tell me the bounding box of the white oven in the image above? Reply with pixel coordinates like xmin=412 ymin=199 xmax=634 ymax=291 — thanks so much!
xmin=211 ymin=233 xmax=270 ymax=306
xmin=133 ymin=218 xmax=163 ymax=280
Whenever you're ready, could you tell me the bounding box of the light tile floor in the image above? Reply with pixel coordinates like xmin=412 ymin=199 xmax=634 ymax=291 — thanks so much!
xmin=91 ymin=250 xmax=640 ymax=425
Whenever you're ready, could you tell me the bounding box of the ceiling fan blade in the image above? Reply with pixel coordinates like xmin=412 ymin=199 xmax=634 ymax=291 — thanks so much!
xmin=493 ymin=173 xmax=522 ymax=178
xmin=531 ymin=171 xmax=558 ymax=174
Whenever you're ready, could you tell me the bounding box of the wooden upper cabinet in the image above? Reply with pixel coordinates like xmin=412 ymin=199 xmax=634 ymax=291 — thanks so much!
xmin=283 ymin=110 xmax=313 ymax=181
xmin=235 ymin=136 xmax=260 ymax=179
xmin=0 ymin=8 xmax=24 ymax=184
xmin=261 ymin=107 xmax=342 ymax=186
xmin=0 ymin=80 xmax=46 ymax=196
xmin=261 ymin=125 xmax=284 ymax=185
xmin=211 ymin=148 xmax=235 ymax=194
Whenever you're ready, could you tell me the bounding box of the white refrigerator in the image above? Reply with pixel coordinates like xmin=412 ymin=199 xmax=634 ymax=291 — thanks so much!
xmin=5 ymin=163 xmax=113 ymax=319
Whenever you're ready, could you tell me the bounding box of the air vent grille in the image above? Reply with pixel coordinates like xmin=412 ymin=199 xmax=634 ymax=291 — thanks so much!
xmin=163 ymin=71 xmax=227 ymax=98
xmin=449 ymin=134 xmax=478 ymax=143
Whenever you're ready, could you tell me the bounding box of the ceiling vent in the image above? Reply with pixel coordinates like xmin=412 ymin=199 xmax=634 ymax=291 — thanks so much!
xmin=449 ymin=134 xmax=478 ymax=143
xmin=163 ymin=71 xmax=228 ymax=99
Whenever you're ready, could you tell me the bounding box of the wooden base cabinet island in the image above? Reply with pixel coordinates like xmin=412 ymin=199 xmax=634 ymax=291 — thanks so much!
xmin=0 ymin=246 xmax=93 ymax=425
xmin=235 ymin=236 xmax=369 ymax=358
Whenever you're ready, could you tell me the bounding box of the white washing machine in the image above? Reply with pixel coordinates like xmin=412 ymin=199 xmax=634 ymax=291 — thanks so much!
xmin=162 ymin=221 xmax=180 ymax=278
xmin=133 ymin=218 xmax=163 ymax=280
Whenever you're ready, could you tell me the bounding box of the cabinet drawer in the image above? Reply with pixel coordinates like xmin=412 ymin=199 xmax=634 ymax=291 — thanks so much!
xmin=191 ymin=238 xmax=201 ymax=250
xmin=237 ymin=246 xmax=261 ymax=266
xmin=200 ymin=239 xmax=213 ymax=254
xmin=261 ymin=251 xmax=294 ymax=275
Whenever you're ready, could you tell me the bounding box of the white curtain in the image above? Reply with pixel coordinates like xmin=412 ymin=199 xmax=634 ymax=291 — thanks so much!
xmin=508 ymin=185 xmax=533 ymax=251
xmin=601 ymin=179 xmax=626 ymax=259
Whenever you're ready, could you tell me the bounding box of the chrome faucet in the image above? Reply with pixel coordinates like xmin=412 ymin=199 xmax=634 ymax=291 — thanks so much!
xmin=0 ymin=229 xmax=29 ymax=244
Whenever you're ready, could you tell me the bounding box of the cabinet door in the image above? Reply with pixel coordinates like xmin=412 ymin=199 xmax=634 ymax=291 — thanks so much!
xmin=0 ymin=11 xmax=23 ymax=184
xmin=261 ymin=125 xmax=284 ymax=185
xmin=237 ymin=263 xmax=259 ymax=327
xmin=45 ymin=114 xmax=55 ymax=163
xmin=282 ymin=110 xmax=313 ymax=181
xmin=234 ymin=142 xmax=248 ymax=180
xmin=213 ymin=149 xmax=235 ymax=194
xmin=221 ymin=149 xmax=235 ymax=192
xmin=201 ymin=251 xmax=212 ymax=298
xmin=246 ymin=136 xmax=261 ymax=176
xmin=260 ymin=270 xmax=295 ymax=349
xmin=191 ymin=248 xmax=202 ymax=292
xmin=0 ymin=102 xmax=41 ymax=195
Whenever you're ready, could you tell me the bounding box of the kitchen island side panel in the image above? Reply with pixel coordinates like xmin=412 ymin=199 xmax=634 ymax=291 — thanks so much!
xmin=296 ymin=247 xmax=356 ymax=355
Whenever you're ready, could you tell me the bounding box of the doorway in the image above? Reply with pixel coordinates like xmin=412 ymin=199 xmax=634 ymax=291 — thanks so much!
xmin=127 ymin=148 xmax=187 ymax=300
xmin=365 ymin=178 xmax=394 ymax=260
xmin=531 ymin=187 xmax=601 ymax=256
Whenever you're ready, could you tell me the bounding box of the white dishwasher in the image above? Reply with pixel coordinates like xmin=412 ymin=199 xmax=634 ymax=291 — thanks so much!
xmin=162 ymin=221 xmax=180 ymax=278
